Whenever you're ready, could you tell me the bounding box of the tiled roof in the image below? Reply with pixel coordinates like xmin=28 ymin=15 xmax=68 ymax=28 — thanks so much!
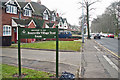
xmin=13 ymin=18 xmax=31 ymax=26
xmin=18 ymin=2 xmax=28 ymax=8
xmin=30 ymin=2 xmax=50 ymax=16
xmin=46 ymin=23 xmax=54 ymax=27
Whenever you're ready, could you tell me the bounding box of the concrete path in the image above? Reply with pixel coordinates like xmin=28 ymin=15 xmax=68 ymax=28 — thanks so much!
xmin=81 ymin=40 xmax=119 ymax=78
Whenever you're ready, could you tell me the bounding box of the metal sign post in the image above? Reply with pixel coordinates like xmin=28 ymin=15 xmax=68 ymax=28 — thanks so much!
xmin=18 ymin=25 xmax=21 ymax=77
xmin=18 ymin=26 xmax=59 ymax=78
xmin=56 ymin=26 xmax=59 ymax=78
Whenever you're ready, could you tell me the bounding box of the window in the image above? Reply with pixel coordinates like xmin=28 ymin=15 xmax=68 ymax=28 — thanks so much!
xmin=43 ymin=13 xmax=48 ymax=20
xmin=3 ymin=25 xmax=11 ymax=36
xmin=6 ymin=5 xmax=17 ymax=14
xmin=43 ymin=10 xmax=48 ymax=20
xmin=24 ymin=9 xmax=32 ymax=17
xmin=52 ymin=14 xmax=56 ymax=21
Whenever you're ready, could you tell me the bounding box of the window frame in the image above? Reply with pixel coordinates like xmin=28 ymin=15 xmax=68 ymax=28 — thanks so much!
xmin=52 ymin=13 xmax=56 ymax=21
xmin=3 ymin=25 xmax=12 ymax=36
xmin=6 ymin=5 xmax=17 ymax=14
xmin=24 ymin=9 xmax=32 ymax=17
xmin=43 ymin=10 xmax=49 ymax=20
xmin=43 ymin=13 xmax=48 ymax=20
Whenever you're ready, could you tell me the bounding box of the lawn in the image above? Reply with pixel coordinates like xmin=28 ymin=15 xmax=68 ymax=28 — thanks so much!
xmin=2 ymin=64 xmax=54 ymax=78
xmin=11 ymin=41 xmax=82 ymax=51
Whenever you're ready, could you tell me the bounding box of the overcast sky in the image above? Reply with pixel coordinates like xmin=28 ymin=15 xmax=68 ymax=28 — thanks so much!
xmin=31 ymin=0 xmax=118 ymax=26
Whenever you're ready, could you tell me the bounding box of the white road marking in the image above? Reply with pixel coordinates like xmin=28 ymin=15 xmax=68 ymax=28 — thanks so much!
xmin=94 ymin=46 xmax=100 ymax=51
xmin=103 ymin=55 xmax=118 ymax=71
xmin=94 ymin=40 xmax=120 ymax=58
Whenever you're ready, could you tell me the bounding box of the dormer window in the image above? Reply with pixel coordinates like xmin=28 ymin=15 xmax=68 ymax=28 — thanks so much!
xmin=43 ymin=9 xmax=50 ymax=20
xmin=6 ymin=5 xmax=17 ymax=14
xmin=52 ymin=13 xmax=56 ymax=21
xmin=43 ymin=13 xmax=48 ymax=20
xmin=23 ymin=2 xmax=34 ymax=17
xmin=24 ymin=9 xmax=32 ymax=17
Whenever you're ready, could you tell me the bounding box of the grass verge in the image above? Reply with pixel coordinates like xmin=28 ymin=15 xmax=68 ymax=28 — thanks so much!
xmin=10 ymin=41 xmax=82 ymax=51
xmin=2 ymin=64 xmax=54 ymax=78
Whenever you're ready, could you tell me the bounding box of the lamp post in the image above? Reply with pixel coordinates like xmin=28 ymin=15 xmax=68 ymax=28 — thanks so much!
xmin=82 ymin=0 xmax=85 ymax=43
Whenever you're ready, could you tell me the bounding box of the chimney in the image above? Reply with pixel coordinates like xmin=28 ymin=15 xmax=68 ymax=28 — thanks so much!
xmin=57 ymin=13 xmax=59 ymax=18
xmin=25 ymin=0 xmax=31 ymax=2
xmin=37 ymin=0 xmax=41 ymax=4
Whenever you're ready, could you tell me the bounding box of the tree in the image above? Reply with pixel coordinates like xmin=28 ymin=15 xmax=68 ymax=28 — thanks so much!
xmin=79 ymin=0 xmax=100 ymax=39
xmin=91 ymin=1 xmax=120 ymax=34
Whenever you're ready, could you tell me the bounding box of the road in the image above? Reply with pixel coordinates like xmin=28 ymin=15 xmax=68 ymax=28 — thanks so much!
xmin=1 ymin=39 xmax=119 ymax=78
xmin=95 ymin=37 xmax=118 ymax=55
xmin=1 ymin=48 xmax=81 ymax=75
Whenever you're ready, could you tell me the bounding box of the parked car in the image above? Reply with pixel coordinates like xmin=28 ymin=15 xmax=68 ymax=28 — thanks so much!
xmin=101 ymin=33 xmax=108 ymax=37
xmin=59 ymin=31 xmax=72 ymax=38
xmin=108 ymin=34 xmax=114 ymax=38
xmin=94 ymin=34 xmax=101 ymax=39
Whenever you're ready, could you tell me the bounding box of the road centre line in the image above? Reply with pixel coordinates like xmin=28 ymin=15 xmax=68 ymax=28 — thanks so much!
xmin=103 ymin=55 xmax=118 ymax=71
xmin=94 ymin=46 xmax=100 ymax=51
xmin=94 ymin=40 xmax=120 ymax=58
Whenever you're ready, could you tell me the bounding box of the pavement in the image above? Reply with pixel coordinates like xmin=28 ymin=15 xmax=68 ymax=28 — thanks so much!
xmin=80 ymin=39 xmax=119 ymax=78
xmin=1 ymin=39 xmax=119 ymax=78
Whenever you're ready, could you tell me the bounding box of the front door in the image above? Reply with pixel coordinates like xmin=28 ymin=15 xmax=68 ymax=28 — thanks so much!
xmin=13 ymin=28 xmax=17 ymax=43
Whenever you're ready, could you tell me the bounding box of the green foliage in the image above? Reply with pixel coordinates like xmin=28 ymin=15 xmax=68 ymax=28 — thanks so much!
xmin=2 ymin=64 xmax=53 ymax=78
xmin=11 ymin=41 xmax=82 ymax=51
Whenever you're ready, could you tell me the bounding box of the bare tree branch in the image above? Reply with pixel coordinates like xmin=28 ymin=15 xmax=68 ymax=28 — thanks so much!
xmin=89 ymin=8 xmax=96 ymax=11
xmin=88 ymin=0 xmax=100 ymax=6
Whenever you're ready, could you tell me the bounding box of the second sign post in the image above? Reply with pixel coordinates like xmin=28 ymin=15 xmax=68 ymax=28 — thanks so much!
xmin=18 ymin=25 xmax=59 ymax=78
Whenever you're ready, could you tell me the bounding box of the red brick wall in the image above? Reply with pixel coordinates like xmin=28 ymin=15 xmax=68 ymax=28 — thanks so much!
xmin=2 ymin=8 xmax=29 ymax=26
xmin=28 ymin=21 xmax=36 ymax=28
xmin=0 ymin=7 xmax=2 ymax=37
xmin=21 ymin=21 xmax=36 ymax=43
xmin=11 ymin=28 xmax=14 ymax=42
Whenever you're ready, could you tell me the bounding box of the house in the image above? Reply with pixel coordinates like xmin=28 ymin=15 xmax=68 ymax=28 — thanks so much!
xmin=1 ymin=0 xmax=36 ymax=46
xmin=0 ymin=0 xmax=58 ymax=46
xmin=0 ymin=0 xmax=70 ymax=46
xmin=63 ymin=18 xmax=68 ymax=30
xmin=57 ymin=17 xmax=69 ymax=31
xmin=30 ymin=2 xmax=57 ymax=28
xmin=12 ymin=18 xmax=36 ymax=43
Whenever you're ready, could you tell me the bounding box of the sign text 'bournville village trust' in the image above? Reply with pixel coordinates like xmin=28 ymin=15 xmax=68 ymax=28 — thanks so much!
xmin=20 ymin=28 xmax=57 ymax=39
xmin=18 ymin=27 xmax=59 ymax=78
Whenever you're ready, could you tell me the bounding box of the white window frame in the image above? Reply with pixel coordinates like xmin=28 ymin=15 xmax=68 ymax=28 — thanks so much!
xmin=24 ymin=9 xmax=32 ymax=17
xmin=43 ymin=10 xmax=48 ymax=20
xmin=6 ymin=5 xmax=17 ymax=14
xmin=52 ymin=14 xmax=56 ymax=21
xmin=3 ymin=25 xmax=11 ymax=36
xmin=43 ymin=13 xmax=48 ymax=20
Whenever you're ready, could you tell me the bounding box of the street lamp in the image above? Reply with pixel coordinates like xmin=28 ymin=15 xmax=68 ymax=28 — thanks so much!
xmin=82 ymin=0 xmax=85 ymax=43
